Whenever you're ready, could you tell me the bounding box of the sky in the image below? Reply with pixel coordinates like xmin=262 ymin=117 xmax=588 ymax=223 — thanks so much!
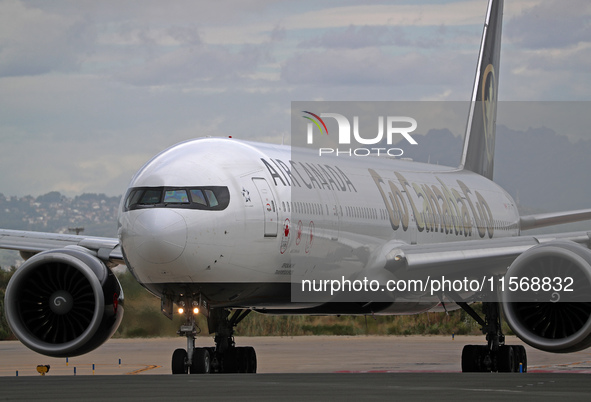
xmin=0 ymin=0 xmax=590 ymax=197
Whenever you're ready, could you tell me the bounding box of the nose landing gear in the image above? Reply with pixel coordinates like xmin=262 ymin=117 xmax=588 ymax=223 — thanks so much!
xmin=171 ymin=304 xmax=257 ymax=374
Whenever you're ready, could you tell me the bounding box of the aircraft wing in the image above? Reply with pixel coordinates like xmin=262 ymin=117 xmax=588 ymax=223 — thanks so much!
xmin=520 ymin=209 xmax=591 ymax=230
xmin=0 ymin=229 xmax=123 ymax=266
xmin=383 ymin=231 xmax=591 ymax=277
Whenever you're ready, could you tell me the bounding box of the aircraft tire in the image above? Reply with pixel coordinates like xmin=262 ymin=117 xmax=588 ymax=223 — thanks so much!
xmin=461 ymin=345 xmax=479 ymax=372
xmin=232 ymin=347 xmax=243 ymax=373
xmin=172 ymin=348 xmax=188 ymax=374
xmin=222 ymin=349 xmax=239 ymax=373
xmin=245 ymin=346 xmax=257 ymax=373
xmin=513 ymin=345 xmax=527 ymax=372
xmin=462 ymin=345 xmax=490 ymax=372
xmin=190 ymin=348 xmax=211 ymax=374
xmin=497 ymin=345 xmax=515 ymax=372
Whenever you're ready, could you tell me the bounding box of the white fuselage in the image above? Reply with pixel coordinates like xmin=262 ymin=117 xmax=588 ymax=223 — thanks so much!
xmin=117 ymin=138 xmax=519 ymax=312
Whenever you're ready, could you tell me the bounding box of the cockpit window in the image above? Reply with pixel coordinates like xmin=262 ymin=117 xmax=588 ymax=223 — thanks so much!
xmin=164 ymin=189 xmax=189 ymax=204
xmin=125 ymin=189 xmax=143 ymax=210
xmin=190 ymin=189 xmax=207 ymax=206
xmin=141 ymin=189 xmax=162 ymax=205
xmin=204 ymin=190 xmax=218 ymax=207
xmin=124 ymin=186 xmax=230 ymax=211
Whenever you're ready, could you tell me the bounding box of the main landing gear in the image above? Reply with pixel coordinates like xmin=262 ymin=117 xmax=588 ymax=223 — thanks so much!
xmin=458 ymin=301 xmax=527 ymax=373
xmin=171 ymin=307 xmax=257 ymax=374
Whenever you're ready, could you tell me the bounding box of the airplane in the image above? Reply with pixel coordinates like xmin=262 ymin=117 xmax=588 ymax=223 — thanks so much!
xmin=2 ymin=0 xmax=591 ymax=374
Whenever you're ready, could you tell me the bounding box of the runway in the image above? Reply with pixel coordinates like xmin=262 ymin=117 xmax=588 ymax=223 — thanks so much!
xmin=1 ymin=336 xmax=591 ymax=400
xmin=1 ymin=373 xmax=591 ymax=401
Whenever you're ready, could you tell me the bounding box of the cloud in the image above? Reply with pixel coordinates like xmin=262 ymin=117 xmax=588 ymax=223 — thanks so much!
xmin=115 ymin=43 xmax=267 ymax=86
xmin=0 ymin=0 xmax=96 ymax=77
xmin=0 ymin=71 xmax=294 ymax=196
xmin=281 ymin=47 xmax=472 ymax=88
xmin=300 ymin=25 xmax=411 ymax=49
xmin=100 ymin=16 xmax=282 ymax=87
xmin=499 ymin=36 xmax=591 ymax=100
xmin=297 ymin=23 xmax=451 ymax=51
xmin=100 ymin=23 xmax=202 ymax=47
xmin=0 ymin=0 xmax=589 ymax=198
xmin=505 ymin=0 xmax=591 ymax=49
xmin=283 ymin=1 xmax=486 ymax=30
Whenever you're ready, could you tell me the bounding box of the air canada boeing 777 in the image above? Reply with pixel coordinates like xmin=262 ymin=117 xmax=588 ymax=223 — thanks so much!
xmin=2 ymin=0 xmax=591 ymax=374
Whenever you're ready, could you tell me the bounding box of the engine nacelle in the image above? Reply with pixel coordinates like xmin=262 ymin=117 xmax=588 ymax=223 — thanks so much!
xmin=501 ymin=241 xmax=591 ymax=353
xmin=4 ymin=248 xmax=124 ymax=357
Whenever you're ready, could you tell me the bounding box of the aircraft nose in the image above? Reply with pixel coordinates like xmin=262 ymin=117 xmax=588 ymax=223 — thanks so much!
xmin=127 ymin=209 xmax=188 ymax=264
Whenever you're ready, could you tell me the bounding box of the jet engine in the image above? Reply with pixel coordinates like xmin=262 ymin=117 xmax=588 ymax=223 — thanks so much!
xmin=502 ymin=241 xmax=591 ymax=353
xmin=4 ymin=247 xmax=124 ymax=357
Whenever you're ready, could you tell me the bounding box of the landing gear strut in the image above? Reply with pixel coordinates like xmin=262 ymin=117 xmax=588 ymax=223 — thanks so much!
xmin=171 ymin=304 xmax=257 ymax=374
xmin=209 ymin=308 xmax=257 ymax=373
xmin=458 ymin=301 xmax=527 ymax=373
xmin=171 ymin=302 xmax=211 ymax=374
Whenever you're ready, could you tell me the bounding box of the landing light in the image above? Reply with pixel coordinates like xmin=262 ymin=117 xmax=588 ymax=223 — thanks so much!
xmin=178 ymin=307 xmax=184 ymax=315
xmin=193 ymin=307 xmax=199 ymax=315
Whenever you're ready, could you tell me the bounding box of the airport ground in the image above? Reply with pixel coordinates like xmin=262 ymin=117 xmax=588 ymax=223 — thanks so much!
xmin=2 ymin=335 xmax=591 ymax=376
xmin=1 ymin=335 xmax=591 ymax=400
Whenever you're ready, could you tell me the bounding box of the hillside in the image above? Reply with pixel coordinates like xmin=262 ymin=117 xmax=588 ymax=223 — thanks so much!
xmin=0 ymin=192 xmax=120 ymax=236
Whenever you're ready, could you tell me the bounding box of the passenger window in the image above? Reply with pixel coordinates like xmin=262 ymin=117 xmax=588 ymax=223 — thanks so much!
xmin=190 ymin=189 xmax=207 ymax=206
xmin=164 ymin=190 xmax=189 ymax=203
xmin=204 ymin=190 xmax=219 ymax=207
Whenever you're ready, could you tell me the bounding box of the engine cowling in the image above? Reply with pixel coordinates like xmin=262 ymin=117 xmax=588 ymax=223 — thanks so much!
xmin=4 ymin=247 xmax=124 ymax=357
xmin=501 ymin=241 xmax=591 ymax=353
